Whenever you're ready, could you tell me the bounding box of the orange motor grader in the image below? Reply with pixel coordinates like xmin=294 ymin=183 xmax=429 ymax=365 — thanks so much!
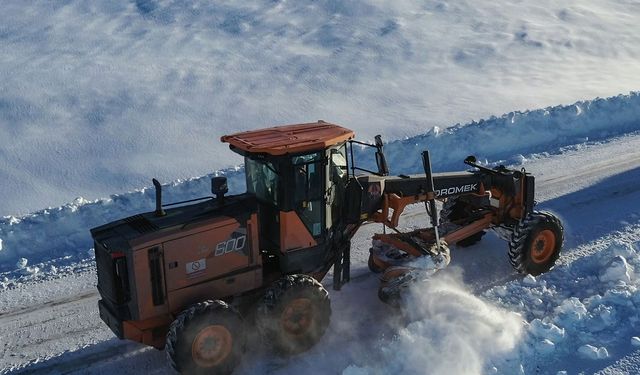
xmin=91 ymin=121 xmax=563 ymax=374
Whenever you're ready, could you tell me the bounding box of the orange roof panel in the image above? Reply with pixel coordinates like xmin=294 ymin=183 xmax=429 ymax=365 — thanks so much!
xmin=221 ymin=121 xmax=354 ymax=155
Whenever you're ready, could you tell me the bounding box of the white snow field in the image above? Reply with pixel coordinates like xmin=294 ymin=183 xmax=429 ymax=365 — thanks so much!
xmin=2 ymin=93 xmax=640 ymax=374
xmin=2 ymin=0 xmax=640 ymax=215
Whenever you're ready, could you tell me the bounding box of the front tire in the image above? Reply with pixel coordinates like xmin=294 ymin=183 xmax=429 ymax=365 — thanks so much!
xmin=258 ymin=274 xmax=331 ymax=355
xmin=166 ymin=300 xmax=245 ymax=375
xmin=508 ymin=211 xmax=564 ymax=275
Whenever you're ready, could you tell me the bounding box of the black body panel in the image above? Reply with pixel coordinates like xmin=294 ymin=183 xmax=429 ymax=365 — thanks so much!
xmin=384 ymin=171 xmax=486 ymax=198
xmin=383 ymin=171 xmax=484 ymax=197
xmin=279 ymin=244 xmax=328 ymax=274
xmin=98 ymin=299 xmax=125 ymax=339
xmin=524 ymin=175 xmax=535 ymax=216
xmin=91 ymin=193 xmax=257 ymax=247
xmin=94 ymin=242 xmax=132 ymax=320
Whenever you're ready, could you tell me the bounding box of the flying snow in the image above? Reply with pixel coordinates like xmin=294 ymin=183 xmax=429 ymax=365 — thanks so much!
xmin=344 ymin=271 xmax=524 ymax=375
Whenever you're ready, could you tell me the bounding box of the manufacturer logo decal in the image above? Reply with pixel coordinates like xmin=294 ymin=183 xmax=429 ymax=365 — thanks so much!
xmin=186 ymin=258 xmax=206 ymax=274
xmin=436 ymin=183 xmax=478 ymax=197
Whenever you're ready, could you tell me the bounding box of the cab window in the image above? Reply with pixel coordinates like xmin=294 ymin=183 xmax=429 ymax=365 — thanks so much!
xmin=245 ymin=158 xmax=279 ymax=205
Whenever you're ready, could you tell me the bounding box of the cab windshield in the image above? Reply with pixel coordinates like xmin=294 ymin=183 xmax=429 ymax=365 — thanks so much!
xmin=245 ymin=158 xmax=279 ymax=205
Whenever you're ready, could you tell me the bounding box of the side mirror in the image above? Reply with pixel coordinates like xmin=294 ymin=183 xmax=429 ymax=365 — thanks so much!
xmin=212 ymin=176 xmax=228 ymax=201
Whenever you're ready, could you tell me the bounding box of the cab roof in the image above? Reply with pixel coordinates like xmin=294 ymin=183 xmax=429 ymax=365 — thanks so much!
xmin=221 ymin=121 xmax=354 ymax=156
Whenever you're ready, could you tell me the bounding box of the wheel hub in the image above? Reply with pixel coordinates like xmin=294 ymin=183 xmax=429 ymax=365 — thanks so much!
xmin=192 ymin=325 xmax=233 ymax=367
xmin=280 ymin=298 xmax=313 ymax=336
xmin=531 ymin=229 xmax=556 ymax=264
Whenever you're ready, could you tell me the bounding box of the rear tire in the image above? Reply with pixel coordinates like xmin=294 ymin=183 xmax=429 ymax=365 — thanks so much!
xmin=258 ymin=274 xmax=331 ymax=355
xmin=508 ymin=211 xmax=564 ymax=275
xmin=166 ymin=300 xmax=245 ymax=375
xmin=440 ymin=197 xmax=486 ymax=247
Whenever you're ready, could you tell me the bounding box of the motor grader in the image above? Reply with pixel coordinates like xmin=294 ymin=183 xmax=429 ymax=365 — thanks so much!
xmin=91 ymin=121 xmax=563 ymax=374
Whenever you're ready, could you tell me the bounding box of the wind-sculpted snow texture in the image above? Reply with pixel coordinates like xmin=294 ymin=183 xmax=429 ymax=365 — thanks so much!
xmin=2 ymin=0 xmax=640 ymax=215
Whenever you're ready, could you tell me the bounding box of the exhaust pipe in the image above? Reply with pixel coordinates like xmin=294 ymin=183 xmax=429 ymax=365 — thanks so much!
xmin=152 ymin=178 xmax=166 ymax=217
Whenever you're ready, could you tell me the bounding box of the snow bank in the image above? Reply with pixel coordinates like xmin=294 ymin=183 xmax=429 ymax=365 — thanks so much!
xmin=343 ymin=271 xmax=524 ymax=374
xmin=0 ymin=168 xmax=245 ymax=282
xmin=378 ymin=92 xmax=640 ymax=174
xmin=484 ymin=239 xmax=640 ymax=373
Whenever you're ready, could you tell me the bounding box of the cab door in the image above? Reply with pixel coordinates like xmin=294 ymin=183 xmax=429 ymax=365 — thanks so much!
xmin=291 ymin=152 xmax=325 ymax=240
xmin=326 ymin=143 xmax=348 ymax=231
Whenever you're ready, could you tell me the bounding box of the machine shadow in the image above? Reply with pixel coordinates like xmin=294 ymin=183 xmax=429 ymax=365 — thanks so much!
xmin=11 ymin=339 xmax=167 ymax=375
xmin=539 ymin=166 xmax=640 ymax=247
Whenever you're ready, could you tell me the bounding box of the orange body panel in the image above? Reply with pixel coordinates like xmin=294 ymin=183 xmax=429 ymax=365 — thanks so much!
xmin=371 ymin=192 xmax=435 ymax=229
xmin=129 ymin=214 xmax=242 ymax=250
xmin=131 ymin=213 xmax=261 ymax=321
xmin=221 ymin=121 xmax=354 ymax=156
xmin=168 ymin=269 xmax=261 ymax=314
xmin=123 ymin=315 xmax=173 ymax=349
xmin=118 ymin=213 xmax=262 ymax=348
xmin=162 ymin=220 xmax=250 ymax=292
xmin=279 ymin=211 xmax=318 ymax=252
xmin=443 ymin=213 xmax=494 ymax=244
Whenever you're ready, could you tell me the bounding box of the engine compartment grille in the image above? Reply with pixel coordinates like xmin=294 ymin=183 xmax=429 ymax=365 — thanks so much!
xmin=124 ymin=214 xmax=159 ymax=233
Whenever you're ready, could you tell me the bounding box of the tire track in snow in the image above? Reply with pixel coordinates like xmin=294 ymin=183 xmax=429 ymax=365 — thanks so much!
xmin=0 ymin=291 xmax=97 ymax=320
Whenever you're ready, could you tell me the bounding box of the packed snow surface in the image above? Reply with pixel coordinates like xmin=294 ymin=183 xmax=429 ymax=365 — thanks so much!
xmin=2 ymin=0 xmax=640 ymax=215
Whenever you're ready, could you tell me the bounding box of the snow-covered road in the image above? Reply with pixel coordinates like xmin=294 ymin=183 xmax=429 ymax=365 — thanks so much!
xmin=3 ymin=130 xmax=640 ymax=375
